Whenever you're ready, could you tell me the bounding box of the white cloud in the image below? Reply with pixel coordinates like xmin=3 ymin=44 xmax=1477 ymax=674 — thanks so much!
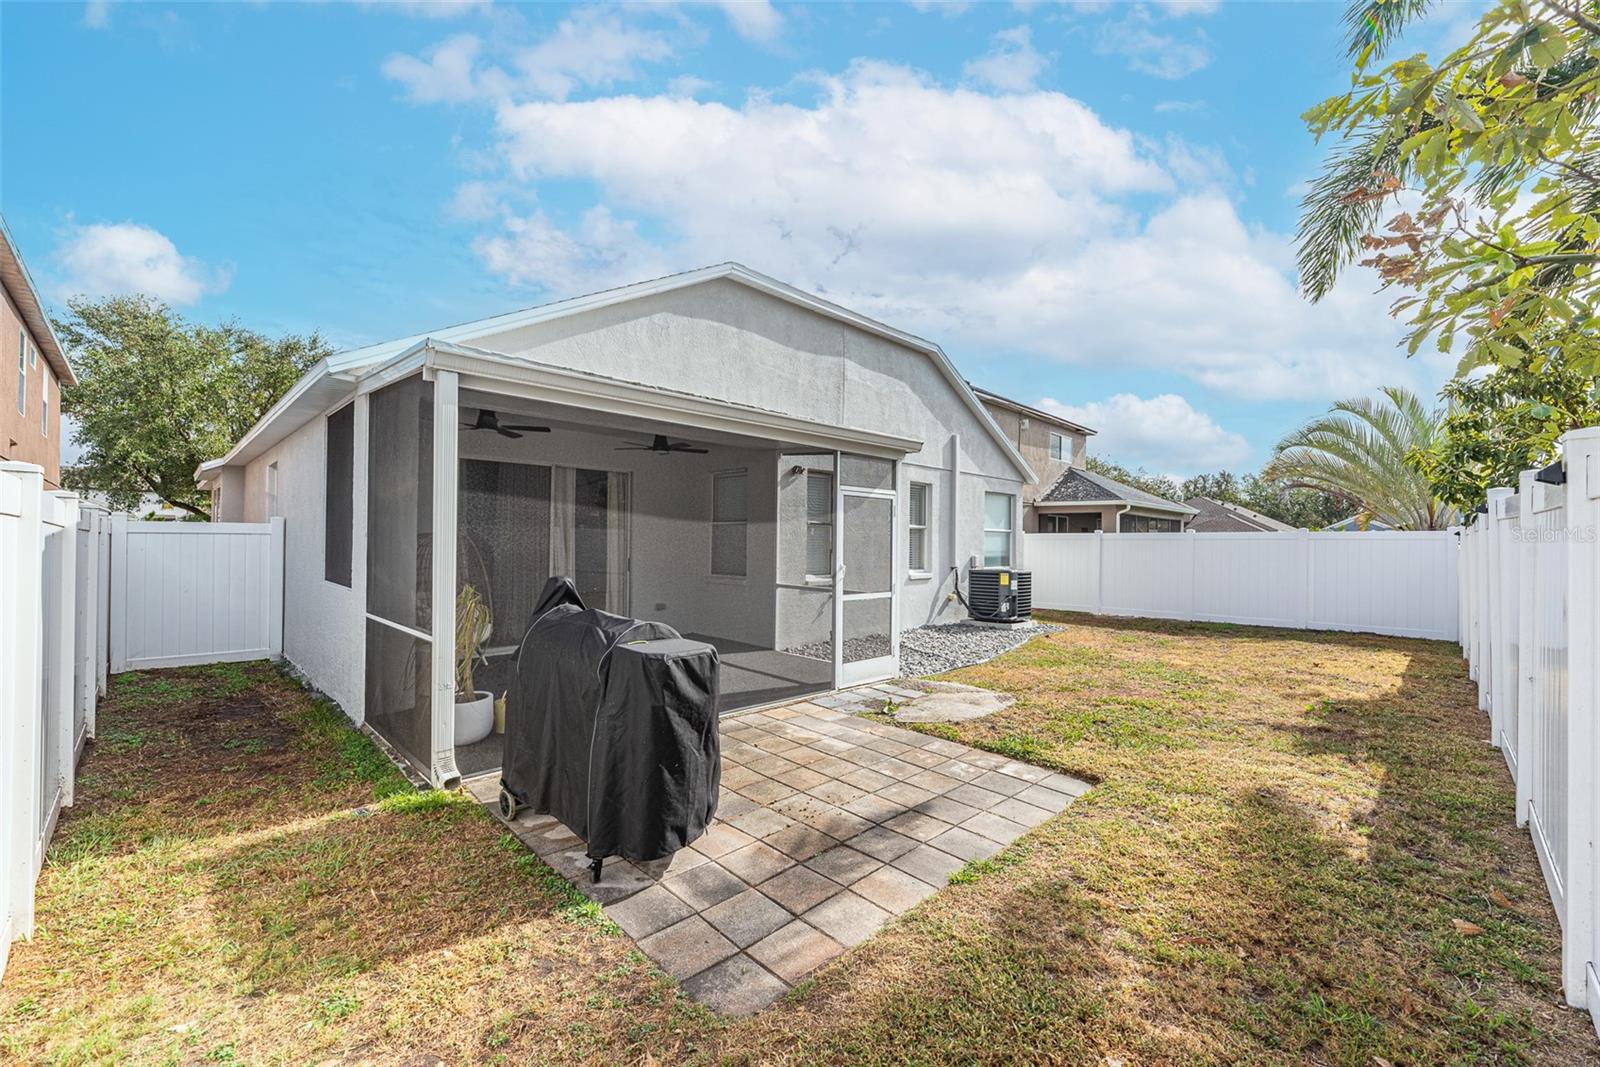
xmin=1152 ymin=0 xmax=1219 ymax=16
xmin=382 ymin=10 xmax=673 ymax=103
xmin=907 ymin=1 xmax=973 ymax=16
xmin=83 ymin=1 xmax=110 ymax=29
xmin=1041 ymin=392 xmax=1249 ymax=474
xmin=359 ymin=0 xmax=492 ymax=18
xmin=413 ymin=59 xmax=1424 ymax=403
xmin=963 ymin=26 xmax=1048 ymax=92
xmin=446 ymin=180 xmax=505 ymax=221
xmin=52 ymin=222 xmax=230 ymax=305
xmin=1097 ymin=8 xmax=1211 ymax=79
xmin=668 ymin=74 xmax=713 ymax=98
xmin=714 ymin=0 xmax=783 ymax=43
xmin=1154 ymin=98 xmax=1205 ymax=113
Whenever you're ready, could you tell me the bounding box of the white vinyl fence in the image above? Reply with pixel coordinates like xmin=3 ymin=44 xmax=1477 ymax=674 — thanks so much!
xmin=109 ymin=516 xmax=284 ymax=671
xmin=1 ymin=463 xmax=109 ymax=981
xmin=1462 ymin=425 xmax=1600 ymax=1023
xmin=3 ymin=478 xmax=282 ymax=982
xmin=1024 ymin=528 xmax=1460 ymax=640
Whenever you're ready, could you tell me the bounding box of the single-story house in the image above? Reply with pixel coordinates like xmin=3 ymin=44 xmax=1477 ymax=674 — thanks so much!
xmin=1029 ymin=467 xmax=1195 ymax=533
xmin=1183 ymin=496 xmax=1297 ymax=533
xmin=197 ymin=264 xmax=1036 ymax=788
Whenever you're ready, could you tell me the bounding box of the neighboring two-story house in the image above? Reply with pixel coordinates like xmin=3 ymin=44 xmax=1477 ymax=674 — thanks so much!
xmin=974 ymin=386 xmax=1194 ymax=534
xmin=2 ymin=218 xmax=75 ymax=488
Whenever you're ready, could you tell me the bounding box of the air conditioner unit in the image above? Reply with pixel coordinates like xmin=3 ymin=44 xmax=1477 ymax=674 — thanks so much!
xmin=968 ymin=568 xmax=1032 ymax=623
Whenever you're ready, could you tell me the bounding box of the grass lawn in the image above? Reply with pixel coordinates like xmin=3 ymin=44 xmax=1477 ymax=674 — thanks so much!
xmin=2 ymin=615 xmax=1594 ymax=1064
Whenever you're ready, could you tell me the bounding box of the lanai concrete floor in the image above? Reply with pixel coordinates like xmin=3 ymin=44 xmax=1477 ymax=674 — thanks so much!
xmin=466 ymin=682 xmax=1090 ymax=1015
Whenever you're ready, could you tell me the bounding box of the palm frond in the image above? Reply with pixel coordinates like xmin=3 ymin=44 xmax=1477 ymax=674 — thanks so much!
xmin=1343 ymin=0 xmax=1434 ymax=61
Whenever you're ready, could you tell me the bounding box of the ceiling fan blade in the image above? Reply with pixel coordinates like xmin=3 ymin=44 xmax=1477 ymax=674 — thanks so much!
xmin=615 ymin=445 xmax=650 ymax=451
xmin=500 ymin=424 xmax=551 ymax=432
xmin=671 ymin=445 xmax=710 ymax=453
xmin=496 ymin=427 xmax=523 ymax=439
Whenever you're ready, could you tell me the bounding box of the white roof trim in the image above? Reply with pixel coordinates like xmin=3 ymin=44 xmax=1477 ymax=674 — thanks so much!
xmin=207 ymin=263 xmax=1034 ymax=482
xmin=1033 ymin=498 xmax=1198 ymax=516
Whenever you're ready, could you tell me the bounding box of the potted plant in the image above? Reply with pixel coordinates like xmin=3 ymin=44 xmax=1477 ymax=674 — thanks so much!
xmin=454 ymin=583 xmax=496 ymax=746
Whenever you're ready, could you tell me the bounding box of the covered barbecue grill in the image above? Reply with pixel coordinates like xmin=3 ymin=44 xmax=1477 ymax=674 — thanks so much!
xmin=498 ymin=577 xmax=721 ymax=880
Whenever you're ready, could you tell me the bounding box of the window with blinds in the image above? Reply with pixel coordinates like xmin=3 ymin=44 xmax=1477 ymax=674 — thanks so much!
xmin=805 ymin=471 xmax=833 ymax=579
xmin=908 ymin=482 xmax=929 ymax=573
xmin=711 ymin=469 xmax=748 ymax=577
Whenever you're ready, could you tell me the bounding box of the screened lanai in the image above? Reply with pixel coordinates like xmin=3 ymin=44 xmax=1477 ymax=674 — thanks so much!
xmin=361 ymin=348 xmax=914 ymax=786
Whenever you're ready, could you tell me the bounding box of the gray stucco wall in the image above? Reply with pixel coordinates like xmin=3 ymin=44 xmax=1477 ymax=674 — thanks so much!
xmin=242 ymin=395 xmax=368 ymax=721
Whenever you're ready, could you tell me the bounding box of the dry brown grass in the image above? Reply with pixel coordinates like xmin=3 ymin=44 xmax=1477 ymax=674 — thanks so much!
xmin=3 ymin=618 xmax=1596 ymax=1065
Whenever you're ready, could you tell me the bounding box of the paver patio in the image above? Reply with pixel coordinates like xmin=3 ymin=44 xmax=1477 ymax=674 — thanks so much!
xmin=468 ymin=682 xmax=1090 ymax=1015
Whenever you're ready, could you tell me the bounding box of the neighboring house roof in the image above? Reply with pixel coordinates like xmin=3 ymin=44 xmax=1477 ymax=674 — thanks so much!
xmin=0 ymin=215 xmax=77 ymax=388
xmin=1324 ymin=514 xmax=1394 ymax=531
xmin=1183 ymin=496 xmax=1298 ymax=533
xmin=969 ymin=385 xmax=1096 ymax=437
xmin=200 ymin=263 xmax=1035 ymax=485
xmin=1035 ymin=468 xmax=1197 ymax=515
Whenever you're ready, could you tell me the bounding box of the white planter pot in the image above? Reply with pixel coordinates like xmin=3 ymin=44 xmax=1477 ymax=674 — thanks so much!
xmin=454 ymin=691 xmax=495 ymax=746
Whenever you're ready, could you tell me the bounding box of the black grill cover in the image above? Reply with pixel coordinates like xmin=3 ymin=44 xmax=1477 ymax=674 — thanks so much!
xmin=502 ymin=578 xmax=721 ymax=863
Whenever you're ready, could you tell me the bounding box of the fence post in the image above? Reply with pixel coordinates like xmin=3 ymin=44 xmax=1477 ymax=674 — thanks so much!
xmin=1 ymin=463 xmax=44 ymax=944
xmin=95 ymin=510 xmax=109 ymax=697
xmin=1092 ymin=529 xmax=1104 ymax=616
xmin=1515 ymin=470 xmax=1537 ymax=828
xmin=0 ymin=471 xmax=20 ymax=974
xmin=268 ymin=516 xmax=286 ymax=658
xmin=1296 ymin=527 xmax=1312 ymax=629
xmin=109 ymin=512 xmax=128 ymax=674
xmin=1486 ymin=487 xmax=1514 ymax=743
xmin=1560 ymin=426 xmax=1600 ymax=1007
xmin=76 ymin=503 xmax=107 ymax=741
xmin=47 ymin=493 xmax=79 ymax=808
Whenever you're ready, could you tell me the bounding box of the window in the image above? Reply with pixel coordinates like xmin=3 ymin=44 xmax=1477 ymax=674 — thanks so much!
xmin=27 ymin=342 xmax=36 ymax=367
xmin=16 ymin=331 xmax=25 ymax=415
xmin=1049 ymin=432 xmax=1067 ymax=462
xmin=711 ymin=469 xmax=748 ymax=577
xmin=983 ymin=492 xmax=1014 ymax=567
xmin=1121 ymin=514 xmax=1183 ymax=533
xmin=325 ymin=403 xmax=354 ymax=586
xmin=40 ymin=370 xmax=48 ymax=436
xmin=266 ymin=461 xmax=280 ymax=519
xmin=908 ymin=481 xmax=930 ymax=573
xmin=805 ymin=471 xmax=833 ymax=579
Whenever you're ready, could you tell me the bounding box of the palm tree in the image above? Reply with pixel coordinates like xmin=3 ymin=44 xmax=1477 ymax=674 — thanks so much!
xmin=1266 ymin=386 xmax=1457 ymax=530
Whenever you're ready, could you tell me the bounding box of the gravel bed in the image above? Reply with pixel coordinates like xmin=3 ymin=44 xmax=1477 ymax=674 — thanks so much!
xmin=783 ymin=621 xmax=1061 ymax=677
xmin=897 ymin=620 xmax=1062 ymax=677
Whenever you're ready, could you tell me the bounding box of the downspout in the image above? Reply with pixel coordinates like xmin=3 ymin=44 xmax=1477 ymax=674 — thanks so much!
xmin=948 ymin=433 xmax=967 ymax=610
xmin=1112 ymin=503 xmax=1131 ymax=533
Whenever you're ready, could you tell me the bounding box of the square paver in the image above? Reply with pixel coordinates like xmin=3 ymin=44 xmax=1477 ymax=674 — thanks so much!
xmin=730 ymin=806 xmax=794 ymax=839
xmin=805 ymin=845 xmax=881 ymax=885
xmin=704 ymin=889 xmax=795 ymax=948
xmin=720 ymin=841 xmax=795 ymax=885
xmin=879 ymin=782 xmax=936 ymax=808
xmin=839 ymin=765 xmax=896 ymax=792
xmin=946 ymin=783 xmax=1007 ymax=810
xmin=682 ymin=953 xmax=790 ymax=1016
xmin=962 ymin=810 xmax=1030 ymax=846
xmin=851 ymin=865 xmax=939 ymax=915
xmin=1015 ymin=784 xmax=1074 ymax=812
xmin=774 ymin=765 xmax=830 ymax=791
xmin=693 ymin=823 xmax=756 ymax=859
xmin=906 ymin=769 xmax=962 ymax=794
xmin=849 ymin=825 xmax=920 ymax=862
xmin=738 ymin=778 xmax=798 ymax=805
xmin=765 ymin=823 xmax=838 ymax=861
xmin=606 ymin=884 xmax=695 ymax=940
xmin=990 ymin=796 xmax=1053 ymax=828
xmin=665 ymin=862 xmax=748 ymax=911
xmin=748 ymin=920 xmax=846 ymax=983
xmin=807 ymin=779 xmax=867 ymax=806
xmin=758 ymin=865 xmax=843 ymax=913
xmin=883 ymin=810 xmax=953 ymax=843
xmin=844 ymin=792 xmax=907 ymax=823
xmin=932 ymin=759 xmax=986 ymax=782
xmin=916 ymin=795 xmax=982 ymax=825
xmin=802 ymin=891 xmax=894 ymax=947
xmin=971 ymin=771 xmax=1031 ymax=797
xmin=928 ymin=826 xmax=1004 ymax=862
xmin=638 ymin=915 xmax=738 ymax=980
xmin=892 ymin=843 xmax=969 ymax=885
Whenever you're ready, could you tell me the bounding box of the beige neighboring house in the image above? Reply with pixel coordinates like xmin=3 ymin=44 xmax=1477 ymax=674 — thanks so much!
xmin=1 ymin=217 xmax=77 ymax=489
xmin=974 ymin=386 xmax=1195 ymax=534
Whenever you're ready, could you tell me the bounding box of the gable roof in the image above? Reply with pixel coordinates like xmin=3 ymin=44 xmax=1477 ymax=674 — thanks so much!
xmin=1 ymin=215 xmax=76 ymax=387
xmin=1183 ymin=496 xmax=1297 ymax=533
xmin=205 ymin=263 xmax=1034 ymax=483
xmin=1036 ymin=467 xmax=1196 ymax=515
xmin=970 ymin=386 xmax=1096 ymax=437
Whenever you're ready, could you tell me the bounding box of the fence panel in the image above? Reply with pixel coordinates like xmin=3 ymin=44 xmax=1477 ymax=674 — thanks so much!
xmin=1026 ymin=528 xmax=1460 ymax=640
xmin=110 ymin=517 xmax=284 ymax=671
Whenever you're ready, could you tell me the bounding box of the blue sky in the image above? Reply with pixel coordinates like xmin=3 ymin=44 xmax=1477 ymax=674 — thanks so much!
xmin=3 ymin=0 xmax=1470 ymax=478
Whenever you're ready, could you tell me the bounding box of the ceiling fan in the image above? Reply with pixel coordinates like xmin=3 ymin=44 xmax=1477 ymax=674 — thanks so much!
xmin=615 ymin=434 xmax=709 ymax=455
xmin=461 ymin=409 xmax=552 ymax=439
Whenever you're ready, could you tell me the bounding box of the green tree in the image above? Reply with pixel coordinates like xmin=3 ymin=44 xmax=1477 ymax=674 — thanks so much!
xmin=1265 ymin=385 xmax=1456 ymax=529
xmin=56 ymin=296 xmax=328 ymax=519
xmin=1181 ymin=470 xmax=1350 ymax=529
xmin=1300 ymin=0 xmax=1600 ymax=376
xmin=1412 ymin=351 xmax=1600 ymax=513
xmin=1085 ymin=456 xmax=1183 ymax=502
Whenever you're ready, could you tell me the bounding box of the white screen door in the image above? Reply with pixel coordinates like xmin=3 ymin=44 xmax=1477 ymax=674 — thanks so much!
xmin=834 ymin=455 xmax=898 ymax=687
